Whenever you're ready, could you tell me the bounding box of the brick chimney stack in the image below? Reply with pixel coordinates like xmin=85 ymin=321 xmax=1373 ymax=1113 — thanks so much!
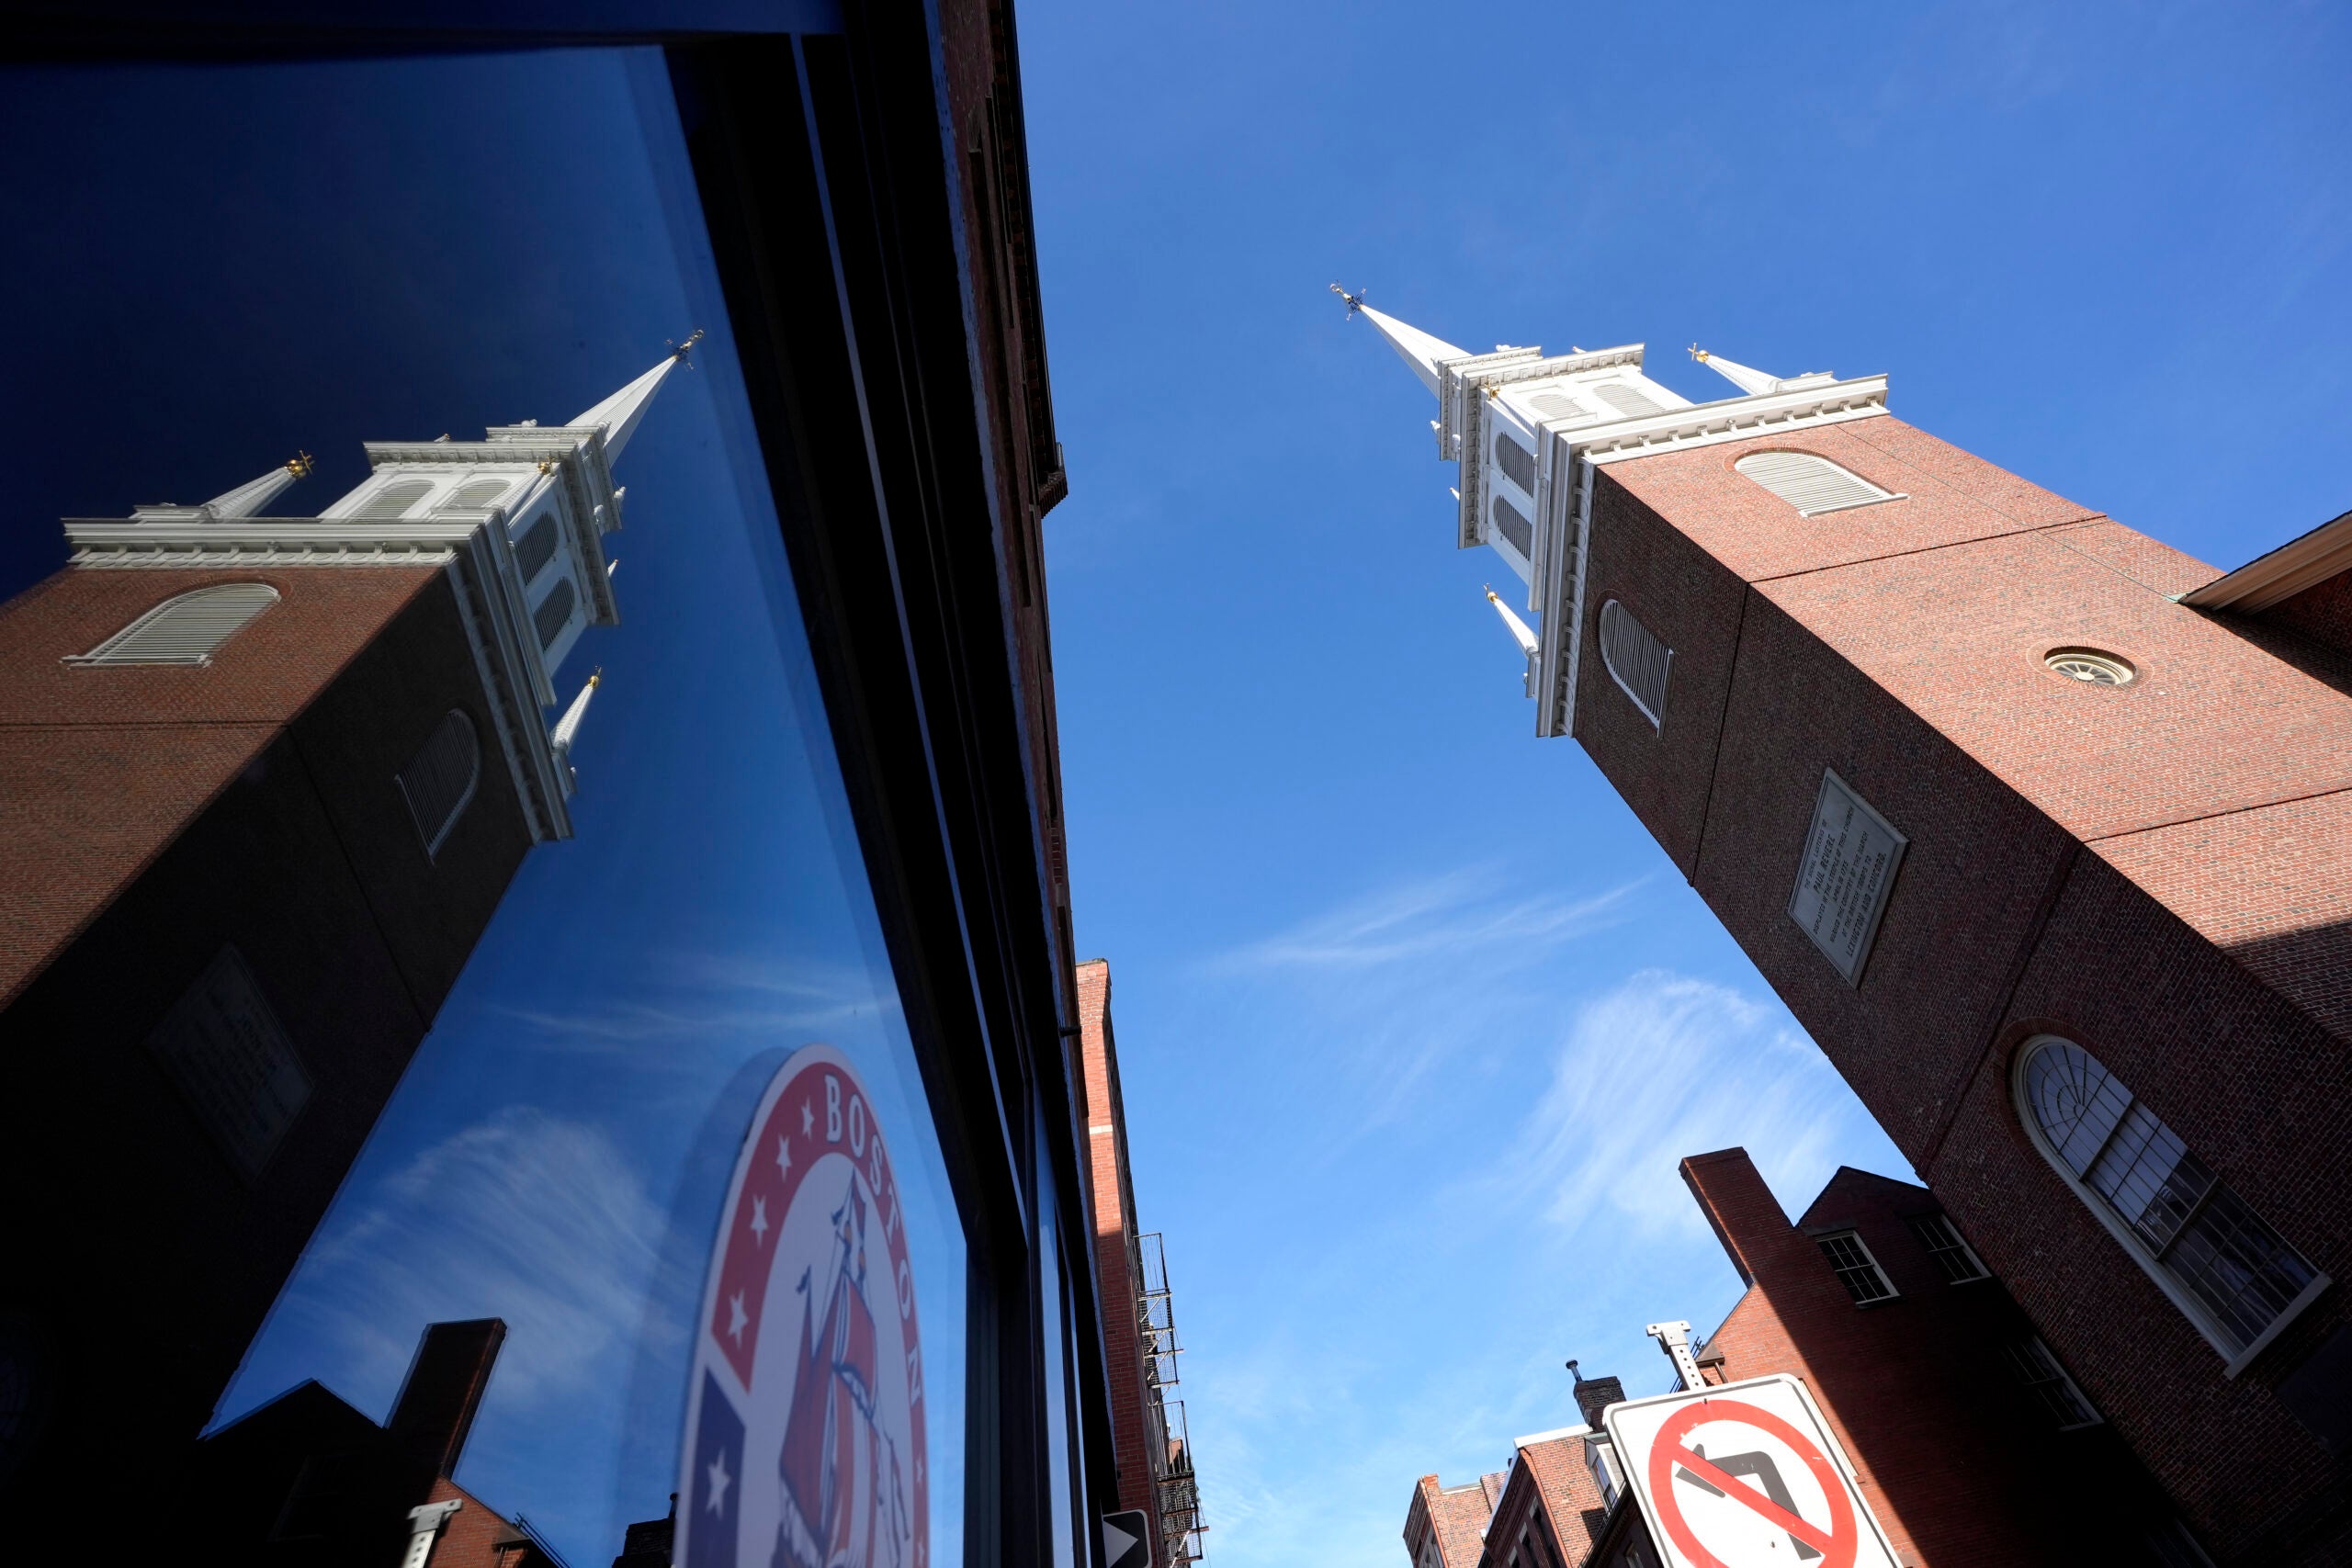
xmin=388 ymin=1318 xmax=507 ymax=1479
xmin=1566 ymin=1359 xmax=1626 ymax=1429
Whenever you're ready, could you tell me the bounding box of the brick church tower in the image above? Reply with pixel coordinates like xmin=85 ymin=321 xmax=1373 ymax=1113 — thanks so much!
xmin=0 ymin=346 xmax=685 ymax=1515
xmin=1345 ymin=290 xmax=2352 ymax=1561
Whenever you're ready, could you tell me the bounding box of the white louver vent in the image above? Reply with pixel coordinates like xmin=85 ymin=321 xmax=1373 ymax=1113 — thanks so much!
xmin=1597 ymin=598 xmax=1671 ymax=728
xmin=1735 ymin=451 xmax=1897 ymax=516
xmin=1493 ymin=432 xmax=1537 ymax=493
xmin=398 ymin=708 xmax=481 ymax=860
xmin=447 ymin=479 xmax=510 ymax=510
xmin=1593 ymin=383 xmax=1666 ymax=419
xmin=1529 ymin=391 xmax=1590 ymax=422
xmin=66 ymin=582 xmax=281 ymax=667
xmin=533 ymin=576 xmax=576 ymax=649
xmin=1490 ymin=495 xmax=1533 ymax=560
xmin=514 ymin=513 xmax=560 ymax=583
xmin=356 ymin=479 xmax=434 ymax=521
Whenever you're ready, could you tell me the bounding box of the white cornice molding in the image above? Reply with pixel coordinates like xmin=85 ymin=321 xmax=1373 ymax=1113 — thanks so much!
xmin=2180 ymin=507 xmax=2352 ymax=613
xmin=1571 ymin=375 xmax=1889 ymax=463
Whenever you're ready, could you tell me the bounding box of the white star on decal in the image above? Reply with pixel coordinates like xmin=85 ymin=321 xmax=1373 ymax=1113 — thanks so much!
xmin=775 ymin=1134 xmax=793 ymax=1179
xmin=706 ymin=1449 xmax=732 ymax=1515
xmin=800 ymin=1099 xmax=814 ymax=1136
xmin=728 ymin=1290 xmax=749 ymax=1342
xmin=750 ymin=1195 xmax=769 ymax=1246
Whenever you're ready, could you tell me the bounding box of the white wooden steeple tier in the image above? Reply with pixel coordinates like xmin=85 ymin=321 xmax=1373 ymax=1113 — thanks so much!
xmin=60 ymin=347 xmax=688 ymax=845
xmin=1344 ymin=296 xmax=1892 ymax=741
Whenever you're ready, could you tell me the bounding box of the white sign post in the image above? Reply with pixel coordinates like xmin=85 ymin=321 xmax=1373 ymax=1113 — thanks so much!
xmin=1602 ymin=1375 xmax=1901 ymax=1568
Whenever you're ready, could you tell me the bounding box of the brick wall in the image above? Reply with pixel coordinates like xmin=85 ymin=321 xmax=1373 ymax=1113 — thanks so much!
xmin=1075 ymin=958 xmax=1168 ymax=1556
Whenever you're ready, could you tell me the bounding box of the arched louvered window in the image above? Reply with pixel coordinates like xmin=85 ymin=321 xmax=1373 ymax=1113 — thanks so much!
xmin=354 ymin=479 xmax=434 ymax=521
xmin=513 ymin=513 xmax=560 ymax=584
xmin=1734 ymin=451 xmax=1897 ymax=516
xmin=447 ymin=479 xmax=510 ymax=510
xmin=1529 ymin=391 xmax=1589 ymax=422
xmin=1593 ymin=382 xmax=1665 ymax=419
xmin=2019 ymin=1038 xmax=2323 ymax=1363
xmin=1493 ymin=432 xmax=1537 ymax=493
xmin=397 ymin=708 xmax=481 ymax=860
xmin=65 ymin=582 xmax=280 ymax=667
xmin=533 ymin=575 xmax=577 ymax=650
xmin=1597 ymin=598 xmax=1671 ymax=728
xmin=1489 ymin=495 xmax=1533 ymax=561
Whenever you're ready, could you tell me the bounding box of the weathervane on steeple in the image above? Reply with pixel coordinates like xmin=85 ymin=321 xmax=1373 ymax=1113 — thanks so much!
xmin=667 ymin=326 xmax=707 ymax=367
xmin=1329 ymin=283 xmax=1368 ymax=317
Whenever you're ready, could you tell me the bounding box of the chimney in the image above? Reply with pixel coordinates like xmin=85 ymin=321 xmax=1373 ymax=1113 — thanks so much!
xmin=1566 ymin=1359 xmax=1626 ymax=1429
xmin=1679 ymin=1148 xmax=1794 ymax=1287
xmin=388 ymin=1319 xmax=507 ymax=1477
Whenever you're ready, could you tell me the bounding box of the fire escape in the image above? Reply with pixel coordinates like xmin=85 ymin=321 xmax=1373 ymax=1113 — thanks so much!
xmin=1135 ymin=1231 xmax=1206 ymax=1565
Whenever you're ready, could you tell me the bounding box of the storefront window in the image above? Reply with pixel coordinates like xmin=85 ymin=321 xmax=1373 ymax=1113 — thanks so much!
xmin=0 ymin=46 xmax=966 ymax=1567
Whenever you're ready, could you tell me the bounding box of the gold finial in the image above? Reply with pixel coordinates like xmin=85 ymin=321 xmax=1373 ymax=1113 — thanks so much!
xmin=285 ymin=450 xmax=315 ymax=478
xmin=1329 ymin=283 xmax=1367 ymax=317
xmin=587 ymin=666 xmax=603 ymax=688
xmin=669 ymin=327 xmax=707 ymax=364
xmin=1687 ymin=344 xmax=1710 ymax=364
xmin=1484 ymin=583 xmax=1502 ymax=603
xmin=537 ymin=459 xmax=556 ymax=474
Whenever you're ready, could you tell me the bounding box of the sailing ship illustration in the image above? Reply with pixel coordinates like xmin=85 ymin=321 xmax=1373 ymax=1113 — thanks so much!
xmin=772 ymin=1173 xmax=913 ymax=1568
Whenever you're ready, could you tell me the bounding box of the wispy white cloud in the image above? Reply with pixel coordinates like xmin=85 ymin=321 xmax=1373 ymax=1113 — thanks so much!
xmin=255 ymin=1107 xmax=674 ymax=1416
xmin=1493 ymin=971 xmax=1902 ymax=1240
xmin=1211 ymin=863 xmax=1637 ymax=974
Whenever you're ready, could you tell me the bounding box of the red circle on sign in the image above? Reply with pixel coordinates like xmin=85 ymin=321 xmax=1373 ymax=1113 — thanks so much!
xmin=1645 ymin=1397 xmax=1858 ymax=1568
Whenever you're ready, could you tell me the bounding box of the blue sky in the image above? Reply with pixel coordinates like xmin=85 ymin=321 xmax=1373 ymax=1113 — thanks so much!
xmin=1016 ymin=2 xmax=2350 ymax=1562
xmin=6 ymin=7 xmax=2349 ymax=1568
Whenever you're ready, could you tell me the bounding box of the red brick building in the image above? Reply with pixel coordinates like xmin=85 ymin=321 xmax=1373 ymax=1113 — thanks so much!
xmin=1403 ymin=1469 xmax=1507 ymax=1568
xmin=1353 ymin=305 xmax=2352 ymax=1562
xmin=1075 ymin=958 xmax=1206 ymax=1566
xmin=0 ymin=361 xmax=669 ymax=1524
xmin=1406 ymin=1149 xmax=2198 ymax=1568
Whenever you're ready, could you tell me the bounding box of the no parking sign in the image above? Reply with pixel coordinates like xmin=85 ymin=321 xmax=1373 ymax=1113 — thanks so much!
xmin=1602 ymin=1375 xmax=1900 ymax=1568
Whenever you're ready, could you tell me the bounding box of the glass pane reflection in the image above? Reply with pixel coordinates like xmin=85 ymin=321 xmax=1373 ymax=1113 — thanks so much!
xmin=0 ymin=48 xmax=965 ymax=1568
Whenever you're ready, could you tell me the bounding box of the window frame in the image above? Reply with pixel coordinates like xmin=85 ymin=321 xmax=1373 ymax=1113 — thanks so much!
xmin=396 ymin=707 xmax=481 ymax=862
xmin=2014 ymin=1034 xmax=2331 ymax=1375
xmin=1815 ymin=1228 xmax=1899 ymax=1305
xmin=1907 ymin=1212 xmax=1991 ymax=1284
xmin=2003 ymin=1336 xmax=2103 ymax=1431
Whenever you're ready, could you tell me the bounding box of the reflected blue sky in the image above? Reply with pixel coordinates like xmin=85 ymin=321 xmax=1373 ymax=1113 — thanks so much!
xmin=1 ymin=51 xmax=967 ymax=1566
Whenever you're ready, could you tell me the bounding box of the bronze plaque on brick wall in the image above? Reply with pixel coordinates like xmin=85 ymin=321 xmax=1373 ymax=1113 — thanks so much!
xmin=146 ymin=945 xmax=312 ymax=1182
xmin=1788 ymin=770 xmax=1907 ymax=987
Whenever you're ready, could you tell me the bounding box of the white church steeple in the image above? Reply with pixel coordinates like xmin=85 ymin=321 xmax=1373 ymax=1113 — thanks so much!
xmin=65 ymin=337 xmax=696 ymax=840
xmin=1342 ymin=288 xmax=1892 ymax=739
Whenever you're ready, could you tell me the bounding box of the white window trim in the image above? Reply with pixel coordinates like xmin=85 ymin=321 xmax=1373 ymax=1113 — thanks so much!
xmin=2013 ymin=1034 xmax=2332 ymax=1376
xmin=1910 ymin=1212 xmax=1991 ymax=1283
xmin=2007 ymin=1337 xmax=2104 ymax=1431
xmin=1792 ymin=489 xmax=1909 ymax=518
xmin=1816 ymin=1228 xmax=1900 ymax=1304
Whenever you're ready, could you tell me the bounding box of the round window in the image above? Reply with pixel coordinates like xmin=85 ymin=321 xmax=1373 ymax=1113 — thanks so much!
xmin=2045 ymin=648 xmax=2135 ymax=686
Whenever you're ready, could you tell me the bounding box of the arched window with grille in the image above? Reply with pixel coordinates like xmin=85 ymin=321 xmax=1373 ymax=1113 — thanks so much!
xmin=354 ymin=478 xmax=435 ymax=521
xmin=1734 ymin=451 xmax=1897 ymax=516
xmin=2018 ymin=1037 xmax=2325 ymax=1366
xmin=396 ymin=708 xmax=481 ymax=860
xmin=1492 ymin=431 xmax=1536 ymax=494
xmin=1489 ymin=495 xmax=1533 ymax=561
xmin=533 ymin=575 xmax=577 ymax=650
xmin=1596 ymin=598 xmax=1671 ymax=728
xmin=65 ymin=582 xmax=280 ymax=667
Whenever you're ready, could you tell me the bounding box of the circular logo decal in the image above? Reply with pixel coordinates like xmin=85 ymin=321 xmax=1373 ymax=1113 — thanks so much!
xmin=676 ymin=1046 xmax=927 ymax=1568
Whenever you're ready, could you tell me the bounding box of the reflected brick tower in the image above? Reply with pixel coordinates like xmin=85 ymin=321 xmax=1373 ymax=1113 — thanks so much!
xmin=0 ymin=345 xmax=688 ymax=1517
xmin=1344 ymin=288 xmax=2352 ymax=1562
